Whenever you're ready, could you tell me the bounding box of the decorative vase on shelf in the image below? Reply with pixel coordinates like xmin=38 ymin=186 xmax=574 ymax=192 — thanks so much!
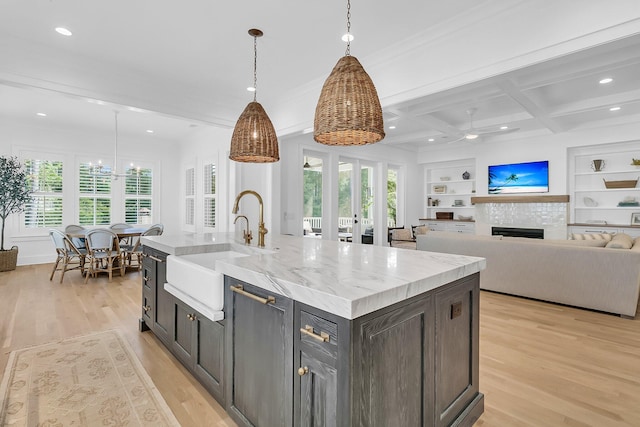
xmin=462 ymin=171 xmax=470 ymax=180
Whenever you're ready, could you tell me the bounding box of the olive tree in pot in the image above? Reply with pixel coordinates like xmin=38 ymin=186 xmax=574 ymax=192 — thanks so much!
xmin=0 ymin=156 xmax=31 ymax=272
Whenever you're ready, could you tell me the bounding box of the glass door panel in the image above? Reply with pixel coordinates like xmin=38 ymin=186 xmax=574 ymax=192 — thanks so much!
xmin=303 ymin=156 xmax=323 ymax=237
xmin=360 ymin=164 xmax=375 ymax=244
xmin=338 ymin=161 xmax=355 ymax=242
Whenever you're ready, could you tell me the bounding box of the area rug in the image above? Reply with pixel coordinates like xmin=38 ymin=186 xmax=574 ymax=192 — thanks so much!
xmin=0 ymin=330 xmax=180 ymax=426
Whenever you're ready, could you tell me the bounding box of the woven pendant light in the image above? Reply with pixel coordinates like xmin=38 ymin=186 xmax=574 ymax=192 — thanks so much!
xmin=230 ymin=29 xmax=279 ymax=163
xmin=314 ymin=0 xmax=384 ymax=146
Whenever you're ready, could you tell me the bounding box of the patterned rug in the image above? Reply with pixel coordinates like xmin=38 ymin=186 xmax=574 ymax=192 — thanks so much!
xmin=0 ymin=330 xmax=180 ymax=426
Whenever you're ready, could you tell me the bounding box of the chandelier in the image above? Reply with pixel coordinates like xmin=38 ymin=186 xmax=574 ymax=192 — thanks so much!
xmin=229 ymin=29 xmax=279 ymax=163
xmin=313 ymin=0 xmax=384 ymax=146
xmin=89 ymin=111 xmax=141 ymax=179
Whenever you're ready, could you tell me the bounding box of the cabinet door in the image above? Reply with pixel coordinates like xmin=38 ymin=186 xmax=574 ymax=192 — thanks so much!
xmin=140 ymin=250 xmax=155 ymax=331
xmin=299 ymin=350 xmax=338 ymax=427
xmin=171 ymin=297 xmax=195 ymax=367
xmin=194 ymin=315 xmax=225 ymax=403
xmin=353 ymin=295 xmax=435 ymax=427
xmin=434 ymin=275 xmax=480 ymax=427
xmin=152 ymin=250 xmax=172 ymax=344
xmin=225 ymin=279 xmax=293 ymax=427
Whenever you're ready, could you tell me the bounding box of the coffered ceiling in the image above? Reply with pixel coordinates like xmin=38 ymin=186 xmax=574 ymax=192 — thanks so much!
xmin=1 ymin=0 xmax=640 ymax=151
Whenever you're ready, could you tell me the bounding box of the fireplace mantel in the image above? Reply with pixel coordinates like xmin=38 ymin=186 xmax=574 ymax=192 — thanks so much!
xmin=471 ymin=195 xmax=570 ymax=204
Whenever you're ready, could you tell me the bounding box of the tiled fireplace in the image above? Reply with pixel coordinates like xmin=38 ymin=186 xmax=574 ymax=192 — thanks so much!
xmin=471 ymin=195 xmax=569 ymax=239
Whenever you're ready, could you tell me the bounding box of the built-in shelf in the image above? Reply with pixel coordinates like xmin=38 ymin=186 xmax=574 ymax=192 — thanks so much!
xmin=569 ymin=222 xmax=640 ymax=228
xmin=471 ymin=195 xmax=570 ymax=204
xmin=574 ymin=169 xmax=640 ymax=176
xmin=575 ymin=188 xmax=640 ymax=193
xmin=575 ymin=206 xmax=640 ymax=210
xmin=570 ymin=143 xmax=640 ymax=226
xmin=424 ymin=159 xmax=476 ymax=220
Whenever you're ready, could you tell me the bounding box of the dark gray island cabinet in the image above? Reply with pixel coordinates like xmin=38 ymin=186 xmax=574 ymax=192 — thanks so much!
xmin=224 ymin=274 xmax=482 ymax=427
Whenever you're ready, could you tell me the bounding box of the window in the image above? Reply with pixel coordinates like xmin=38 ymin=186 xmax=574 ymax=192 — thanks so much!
xmin=203 ymin=163 xmax=216 ymax=229
xmin=79 ymin=162 xmax=111 ymax=225
xmin=185 ymin=167 xmax=195 ymax=226
xmin=125 ymin=166 xmax=152 ymax=224
xmin=23 ymin=159 xmax=63 ymax=228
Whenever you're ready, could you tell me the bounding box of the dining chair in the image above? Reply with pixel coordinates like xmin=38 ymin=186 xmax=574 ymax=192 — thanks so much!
xmin=120 ymin=225 xmax=163 ymax=272
xmin=150 ymin=223 xmax=164 ymax=234
xmin=84 ymin=229 xmax=121 ymax=283
xmin=110 ymin=222 xmax=132 ymax=246
xmin=64 ymin=224 xmax=87 ymax=249
xmin=49 ymin=229 xmax=86 ymax=283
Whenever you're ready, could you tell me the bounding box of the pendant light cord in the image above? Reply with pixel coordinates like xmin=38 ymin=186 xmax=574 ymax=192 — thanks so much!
xmin=345 ymin=0 xmax=351 ymax=56
xmin=253 ymin=35 xmax=258 ymax=102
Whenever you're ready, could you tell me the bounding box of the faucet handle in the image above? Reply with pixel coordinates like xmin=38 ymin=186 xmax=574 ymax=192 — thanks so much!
xmin=244 ymin=230 xmax=253 ymax=244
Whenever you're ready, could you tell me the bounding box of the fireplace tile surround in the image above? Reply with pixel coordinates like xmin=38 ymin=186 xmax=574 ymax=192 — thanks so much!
xmin=471 ymin=195 xmax=569 ymax=239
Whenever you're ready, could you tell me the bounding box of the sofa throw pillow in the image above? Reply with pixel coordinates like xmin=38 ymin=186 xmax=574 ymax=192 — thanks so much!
xmin=571 ymin=233 xmax=613 ymax=241
xmin=631 ymin=237 xmax=640 ymax=252
xmin=605 ymin=233 xmax=634 ymax=249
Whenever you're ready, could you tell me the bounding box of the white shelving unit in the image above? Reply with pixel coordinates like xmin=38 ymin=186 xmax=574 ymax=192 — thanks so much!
xmin=424 ymin=159 xmax=476 ymax=221
xmin=569 ymin=142 xmax=640 ymax=229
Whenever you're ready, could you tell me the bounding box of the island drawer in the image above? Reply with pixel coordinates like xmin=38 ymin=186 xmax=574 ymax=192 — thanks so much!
xmin=299 ymin=310 xmax=338 ymax=358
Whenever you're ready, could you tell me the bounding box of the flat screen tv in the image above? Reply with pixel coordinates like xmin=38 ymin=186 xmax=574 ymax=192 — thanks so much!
xmin=488 ymin=160 xmax=549 ymax=194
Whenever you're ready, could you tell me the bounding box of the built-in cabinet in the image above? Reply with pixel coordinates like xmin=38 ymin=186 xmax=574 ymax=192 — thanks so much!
xmin=140 ymin=246 xmax=225 ymax=403
xmin=424 ymin=159 xmax=476 ymax=221
xmin=569 ymin=142 xmax=640 ymax=231
xmin=420 ymin=219 xmax=476 ymax=234
xmin=223 ymin=274 xmax=482 ymax=427
xmin=140 ymin=246 xmax=172 ymax=345
xmin=142 ymin=252 xmax=483 ymax=426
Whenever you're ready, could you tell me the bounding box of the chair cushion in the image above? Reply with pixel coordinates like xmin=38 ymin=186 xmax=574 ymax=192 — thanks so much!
xmin=570 ymin=232 xmax=613 ymax=241
xmin=392 ymin=228 xmax=413 ymax=241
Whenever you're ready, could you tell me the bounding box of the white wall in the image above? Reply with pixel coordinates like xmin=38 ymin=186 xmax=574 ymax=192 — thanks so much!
xmin=177 ymin=125 xmax=281 ymax=238
xmin=0 ymin=118 xmax=181 ymax=265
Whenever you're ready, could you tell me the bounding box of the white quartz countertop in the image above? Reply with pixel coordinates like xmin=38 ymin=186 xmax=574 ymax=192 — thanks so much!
xmin=142 ymin=233 xmax=486 ymax=319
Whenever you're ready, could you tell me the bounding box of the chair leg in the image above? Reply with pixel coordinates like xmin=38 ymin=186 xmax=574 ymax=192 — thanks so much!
xmin=50 ymin=257 xmax=61 ymax=281
xmin=84 ymin=258 xmax=92 ymax=284
xmin=60 ymin=255 xmax=70 ymax=284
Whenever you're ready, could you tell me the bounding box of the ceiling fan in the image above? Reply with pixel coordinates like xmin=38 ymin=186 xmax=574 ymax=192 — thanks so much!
xmin=447 ymin=107 xmax=519 ymax=143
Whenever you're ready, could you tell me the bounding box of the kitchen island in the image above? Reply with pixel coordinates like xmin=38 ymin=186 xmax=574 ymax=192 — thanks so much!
xmin=141 ymin=233 xmax=486 ymax=427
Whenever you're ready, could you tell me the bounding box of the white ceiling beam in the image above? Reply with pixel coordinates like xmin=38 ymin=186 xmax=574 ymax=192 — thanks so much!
xmin=550 ymin=89 xmax=640 ymax=117
xmin=497 ymin=79 xmax=565 ymax=133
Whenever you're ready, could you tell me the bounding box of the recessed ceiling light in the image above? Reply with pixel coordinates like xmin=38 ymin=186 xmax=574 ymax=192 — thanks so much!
xmin=36 ymin=112 xmax=47 ymax=117
xmin=247 ymin=87 xmax=256 ymax=92
xmin=428 ymin=138 xmax=435 ymax=142
xmin=500 ymin=126 xmax=508 ymax=130
xmin=599 ymin=77 xmax=613 ymax=84
xmin=389 ymin=125 xmax=396 ymax=129
xmin=610 ymin=106 xmax=621 ymax=111
xmin=341 ymin=33 xmax=354 ymax=42
xmin=55 ymin=27 xmax=72 ymax=36
xmin=146 ymin=129 xmax=154 ymax=134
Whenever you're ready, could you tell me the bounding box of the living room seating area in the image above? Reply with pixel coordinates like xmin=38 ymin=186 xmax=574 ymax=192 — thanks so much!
xmin=417 ymin=231 xmax=640 ymax=318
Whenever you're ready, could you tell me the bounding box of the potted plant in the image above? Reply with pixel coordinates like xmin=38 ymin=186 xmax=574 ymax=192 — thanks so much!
xmin=0 ymin=156 xmax=31 ymax=272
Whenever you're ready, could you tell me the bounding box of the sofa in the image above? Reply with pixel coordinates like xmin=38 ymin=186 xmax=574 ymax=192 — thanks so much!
xmin=416 ymin=232 xmax=640 ymax=317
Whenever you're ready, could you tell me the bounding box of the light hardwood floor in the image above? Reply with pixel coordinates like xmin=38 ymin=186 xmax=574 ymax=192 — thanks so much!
xmin=1 ymin=263 xmax=639 ymax=426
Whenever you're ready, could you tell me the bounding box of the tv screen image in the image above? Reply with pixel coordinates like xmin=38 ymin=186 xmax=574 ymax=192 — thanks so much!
xmin=488 ymin=160 xmax=549 ymax=194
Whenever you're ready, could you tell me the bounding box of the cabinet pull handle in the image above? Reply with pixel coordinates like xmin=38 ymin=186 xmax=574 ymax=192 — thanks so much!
xmin=300 ymin=325 xmax=330 ymax=343
xmin=298 ymin=366 xmax=309 ymax=376
xmin=143 ymin=275 xmax=150 ymax=282
xmin=142 ymin=305 xmax=151 ymax=312
xmin=148 ymin=255 xmax=165 ymax=263
xmin=187 ymin=313 xmax=196 ymax=321
xmin=230 ymin=285 xmax=275 ymax=305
